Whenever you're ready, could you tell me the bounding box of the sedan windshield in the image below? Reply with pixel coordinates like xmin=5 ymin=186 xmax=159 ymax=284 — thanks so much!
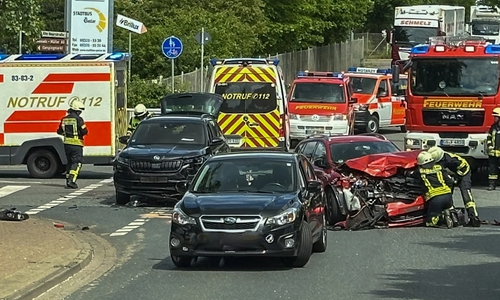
xmin=330 ymin=141 xmax=400 ymax=164
xmin=410 ymin=58 xmax=500 ymax=96
xmin=350 ymin=77 xmax=377 ymax=95
xmin=130 ymin=121 xmax=205 ymax=145
xmin=192 ymin=159 xmax=296 ymax=193
xmin=291 ymin=83 xmax=345 ymax=103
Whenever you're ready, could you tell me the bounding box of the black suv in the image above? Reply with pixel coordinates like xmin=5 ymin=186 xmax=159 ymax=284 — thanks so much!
xmin=113 ymin=93 xmax=230 ymax=204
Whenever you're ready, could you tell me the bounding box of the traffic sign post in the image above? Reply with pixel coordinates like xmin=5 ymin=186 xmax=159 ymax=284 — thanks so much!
xmin=162 ymin=36 xmax=183 ymax=92
xmin=195 ymin=28 xmax=212 ymax=92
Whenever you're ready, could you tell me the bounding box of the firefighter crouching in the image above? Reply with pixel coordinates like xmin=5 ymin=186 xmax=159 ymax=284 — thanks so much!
xmin=128 ymin=104 xmax=153 ymax=135
xmin=486 ymin=107 xmax=500 ymax=191
xmin=57 ymin=101 xmax=88 ymax=189
xmin=411 ymin=152 xmax=454 ymax=229
xmin=427 ymin=146 xmax=481 ymax=227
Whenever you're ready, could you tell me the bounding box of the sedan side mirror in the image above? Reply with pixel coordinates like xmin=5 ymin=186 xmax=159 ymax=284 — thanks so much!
xmin=313 ymin=158 xmax=328 ymax=169
xmin=307 ymin=180 xmax=322 ymax=192
xmin=176 ymin=182 xmax=189 ymax=193
xmin=119 ymin=135 xmax=129 ymax=145
xmin=349 ymin=97 xmax=358 ymax=104
xmin=211 ymin=137 xmax=224 ymax=145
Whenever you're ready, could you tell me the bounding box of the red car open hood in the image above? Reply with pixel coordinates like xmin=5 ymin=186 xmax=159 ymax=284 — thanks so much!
xmin=340 ymin=150 xmax=422 ymax=178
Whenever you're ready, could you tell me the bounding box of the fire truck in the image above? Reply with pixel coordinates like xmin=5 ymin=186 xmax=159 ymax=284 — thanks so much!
xmin=0 ymin=53 xmax=129 ymax=178
xmin=287 ymin=71 xmax=355 ymax=143
xmin=385 ymin=5 xmax=466 ymax=68
xmin=392 ymin=36 xmax=500 ymax=171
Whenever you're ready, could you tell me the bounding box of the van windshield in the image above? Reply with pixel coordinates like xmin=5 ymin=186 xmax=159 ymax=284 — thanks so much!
xmin=215 ymin=82 xmax=277 ymax=113
xmin=291 ymin=83 xmax=345 ymax=103
xmin=350 ymin=77 xmax=377 ymax=95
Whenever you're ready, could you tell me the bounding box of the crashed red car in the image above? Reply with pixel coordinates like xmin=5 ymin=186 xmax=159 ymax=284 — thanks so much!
xmin=294 ymin=134 xmax=426 ymax=229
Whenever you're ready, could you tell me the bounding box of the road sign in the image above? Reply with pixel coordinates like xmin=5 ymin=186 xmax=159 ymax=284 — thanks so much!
xmin=116 ymin=14 xmax=147 ymax=34
xmin=37 ymin=45 xmax=66 ymax=52
xmin=36 ymin=38 xmax=66 ymax=45
xmin=41 ymin=31 xmax=68 ymax=38
xmin=195 ymin=31 xmax=211 ymax=45
xmin=162 ymin=36 xmax=183 ymax=59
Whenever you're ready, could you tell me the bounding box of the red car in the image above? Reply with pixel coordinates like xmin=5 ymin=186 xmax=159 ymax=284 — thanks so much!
xmin=294 ymin=133 xmax=426 ymax=229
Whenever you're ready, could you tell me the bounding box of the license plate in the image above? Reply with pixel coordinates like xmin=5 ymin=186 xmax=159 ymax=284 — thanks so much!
xmin=140 ymin=177 xmax=169 ymax=183
xmin=151 ymin=163 xmax=161 ymax=169
xmin=306 ymin=129 xmax=324 ymax=134
xmin=440 ymin=139 xmax=465 ymax=146
xmin=227 ymin=139 xmax=240 ymax=144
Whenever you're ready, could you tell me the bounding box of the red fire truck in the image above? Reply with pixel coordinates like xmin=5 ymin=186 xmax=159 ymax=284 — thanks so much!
xmin=392 ymin=36 xmax=500 ymax=171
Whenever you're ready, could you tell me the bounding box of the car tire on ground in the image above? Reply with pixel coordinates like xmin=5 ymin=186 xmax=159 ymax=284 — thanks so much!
xmin=115 ymin=191 xmax=131 ymax=205
xmin=313 ymin=213 xmax=328 ymax=253
xmin=171 ymin=255 xmax=196 ymax=268
xmin=365 ymin=115 xmax=379 ymax=133
xmin=327 ymin=187 xmax=346 ymax=225
xmin=281 ymin=220 xmax=313 ymax=268
xmin=26 ymin=149 xmax=60 ymax=179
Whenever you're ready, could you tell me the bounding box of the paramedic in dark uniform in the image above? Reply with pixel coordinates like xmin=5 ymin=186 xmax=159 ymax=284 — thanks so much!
xmin=428 ymin=146 xmax=481 ymax=227
xmin=486 ymin=107 xmax=500 ymax=190
xmin=57 ymin=100 xmax=88 ymax=189
xmin=411 ymin=151 xmax=454 ymax=229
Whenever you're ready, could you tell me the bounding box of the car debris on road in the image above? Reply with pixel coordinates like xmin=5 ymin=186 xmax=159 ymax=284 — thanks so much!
xmin=0 ymin=208 xmax=29 ymax=221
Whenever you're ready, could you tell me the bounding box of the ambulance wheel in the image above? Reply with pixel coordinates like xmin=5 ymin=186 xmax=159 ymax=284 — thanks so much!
xmin=26 ymin=149 xmax=60 ymax=179
xmin=365 ymin=115 xmax=379 ymax=133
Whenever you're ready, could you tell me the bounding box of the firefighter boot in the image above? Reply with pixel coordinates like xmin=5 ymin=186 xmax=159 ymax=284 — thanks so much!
xmin=443 ymin=210 xmax=453 ymax=229
xmin=487 ymin=180 xmax=496 ymax=191
xmin=66 ymin=174 xmax=78 ymax=189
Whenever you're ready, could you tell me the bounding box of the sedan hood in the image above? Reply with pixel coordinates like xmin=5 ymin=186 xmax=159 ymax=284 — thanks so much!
xmin=181 ymin=192 xmax=297 ymax=217
xmin=338 ymin=150 xmax=422 ymax=177
xmin=120 ymin=144 xmax=208 ymax=160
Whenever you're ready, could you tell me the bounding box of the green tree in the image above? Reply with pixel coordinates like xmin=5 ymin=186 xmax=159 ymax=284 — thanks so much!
xmin=40 ymin=0 xmax=65 ymax=31
xmin=0 ymin=0 xmax=43 ymax=53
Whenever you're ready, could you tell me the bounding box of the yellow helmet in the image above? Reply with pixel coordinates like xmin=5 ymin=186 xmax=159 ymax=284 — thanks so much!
xmin=134 ymin=104 xmax=147 ymax=117
xmin=417 ymin=151 xmax=434 ymax=166
xmin=493 ymin=107 xmax=500 ymax=117
xmin=70 ymin=100 xmax=85 ymax=111
xmin=427 ymin=146 xmax=444 ymax=161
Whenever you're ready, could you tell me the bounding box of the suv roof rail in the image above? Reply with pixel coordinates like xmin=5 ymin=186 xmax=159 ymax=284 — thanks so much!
xmin=305 ymin=133 xmax=347 ymax=139
xmin=357 ymin=132 xmax=388 ymax=140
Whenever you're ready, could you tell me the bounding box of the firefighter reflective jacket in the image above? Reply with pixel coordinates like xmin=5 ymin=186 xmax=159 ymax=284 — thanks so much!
xmin=413 ymin=164 xmax=453 ymax=200
xmin=437 ymin=152 xmax=470 ymax=177
xmin=487 ymin=123 xmax=500 ymax=157
xmin=56 ymin=111 xmax=88 ymax=146
xmin=128 ymin=112 xmax=153 ymax=133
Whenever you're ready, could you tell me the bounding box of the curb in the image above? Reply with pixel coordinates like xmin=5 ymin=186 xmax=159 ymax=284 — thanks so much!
xmin=5 ymin=219 xmax=95 ymax=300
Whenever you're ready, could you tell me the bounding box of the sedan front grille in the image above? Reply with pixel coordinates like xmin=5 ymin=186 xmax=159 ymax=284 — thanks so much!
xmin=199 ymin=215 xmax=262 ymax=232
xmin=130 ymin=160 xmax=182 ymax=172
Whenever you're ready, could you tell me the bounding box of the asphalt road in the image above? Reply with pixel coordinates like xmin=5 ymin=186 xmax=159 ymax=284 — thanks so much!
xmin=1 ymin=129 xmax=500 ymax=300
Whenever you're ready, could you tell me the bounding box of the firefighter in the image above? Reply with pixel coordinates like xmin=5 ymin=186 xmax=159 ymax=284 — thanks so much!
xmin=486 ymin=107 xmax=500 ymax=190
xmin=127 ymin=104 xmax=153 ymax=135
xmin=412 ymin=151 xmax=454 ymax=229
xmin=427 ymin=146 xmax=481 ymax=227
xmin=57 ymin=101 xmax=88 ymax=189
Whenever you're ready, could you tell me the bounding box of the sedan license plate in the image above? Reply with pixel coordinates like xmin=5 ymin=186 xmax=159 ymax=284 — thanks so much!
xmin=140 ymin=177 xmax=169 ymax=183
xmin=440 ymin=139 xmax=465 ymax=146
xmin=227 ymin=139 xmax=240 ymax=144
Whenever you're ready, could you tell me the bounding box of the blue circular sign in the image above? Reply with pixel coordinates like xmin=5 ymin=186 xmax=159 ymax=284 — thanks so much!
xmin=162 ymin=36 xmax=183 ymax=59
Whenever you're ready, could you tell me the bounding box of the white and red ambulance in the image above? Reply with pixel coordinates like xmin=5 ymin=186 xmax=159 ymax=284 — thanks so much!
xmin=0 ymin=53 xmax=129 ymax=178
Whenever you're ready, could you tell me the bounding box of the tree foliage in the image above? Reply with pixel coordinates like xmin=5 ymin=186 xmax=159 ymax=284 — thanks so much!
xmin=0 ymin=0 xmax=43 ymax=53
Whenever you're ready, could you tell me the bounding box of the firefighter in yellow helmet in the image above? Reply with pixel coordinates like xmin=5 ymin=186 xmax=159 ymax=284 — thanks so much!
xmin=428 ymin=146 xmax=480 ymax=227
xmin=411 ymin=151 xmax=454 ymax=228
xmin=57 ymin=100 xmax=88 ymax=189
xmin=127 ymin=104 xmax=153 ymax=135
xmin=486 ymin=107 xmax=500 ymax=190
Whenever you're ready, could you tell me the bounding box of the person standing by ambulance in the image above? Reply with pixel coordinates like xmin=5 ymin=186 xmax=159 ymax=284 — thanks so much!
xmin=57 ymin=101 xmax=88 ymax=189
xmin=486 ymin=107 xmax=500 ymax=191
xmin=127 ymin=104 xmax=153 ymax=135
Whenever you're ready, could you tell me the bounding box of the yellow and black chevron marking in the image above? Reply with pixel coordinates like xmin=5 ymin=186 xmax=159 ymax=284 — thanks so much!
xmin=215 ymin=66 xmax=276 ymax=83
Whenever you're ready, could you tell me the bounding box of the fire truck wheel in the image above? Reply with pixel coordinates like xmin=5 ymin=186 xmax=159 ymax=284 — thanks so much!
xmin=26 ymin=149 xmax=60 ymax=179
xmin=365 ymin=115 xmax=379 ymax=134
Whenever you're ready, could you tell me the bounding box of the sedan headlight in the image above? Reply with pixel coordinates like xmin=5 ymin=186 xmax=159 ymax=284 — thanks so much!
xmin=184 ymin=156 xmax=207 ymax=165
xmin=116 ymin=156 xmax=130 ymax=165
xmin=331 ymin=113 xmax=347 ymax=121
xmin=172 ymin=207 xmax=196 ymax=225
xmin=405 ymin=138 xmax=421 ymax=147
xmin=266 ymin=208 xmax=298 ymax=226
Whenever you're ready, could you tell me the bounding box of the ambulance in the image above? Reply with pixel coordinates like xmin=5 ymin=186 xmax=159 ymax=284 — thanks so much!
xmin=287 ymin=71 xmax=356 ymax=143
xmin=344 ymin=67 xmax=407 ymax=133
xmin=0 ymin=52 xmax=129 ymax=178
xmin=208 ymin=58 xmax=290 ymax=151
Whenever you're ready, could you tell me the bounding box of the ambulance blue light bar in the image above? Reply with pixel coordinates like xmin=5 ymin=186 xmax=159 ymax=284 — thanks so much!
xmin=297 ymin=71 xmax=343 ymax=78
xmin=16 ymin=54 xmax=65 ymax=60
xmin=411 ymin=45 xmax=430 ymax=54
xmin=485 ymin=44 xmax=500 ymax=54
xmin=210 ymin=58 xmax=279 ymax=66
xmin=347 ymin=67 xmax=391 ymax=74
xmin=106 ymin=52 xmax=129 ymax=60
xmin=0 ymin=54 xmax=8 ymax=61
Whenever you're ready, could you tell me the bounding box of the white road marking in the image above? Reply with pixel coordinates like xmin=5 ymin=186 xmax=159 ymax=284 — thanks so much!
xmin=25 ymin=177 xmax=114 ymax=215
xmin=0 ymin=185 xmax=30 ymax=199
xmin=110 ymin=218 xmax=151 ymax=237
xmin=0 ymin=180 xmax=42 ymax=184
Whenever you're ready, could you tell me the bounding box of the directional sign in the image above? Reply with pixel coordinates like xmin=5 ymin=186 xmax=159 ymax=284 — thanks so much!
xmin=195 ymin=31 xmax=211 ymax=45
xmin=162 ymin=36 xmax=183 ymax=59
xmin=41 ymin=31 xmax=68 ymax=38
xmin=37 ymin=45 xmax=65 ymax=52
xmin=36 ymin=38 xmax=66 ymax=45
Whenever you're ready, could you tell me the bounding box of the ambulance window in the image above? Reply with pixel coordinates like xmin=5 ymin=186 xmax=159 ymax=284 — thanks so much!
xmin=215 ymin=82 xmax=277 ymax=114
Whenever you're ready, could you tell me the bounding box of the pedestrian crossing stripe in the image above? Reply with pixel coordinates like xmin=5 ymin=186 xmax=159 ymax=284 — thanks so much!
xmin=0 ymin=185 xmax=30 ymax=199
